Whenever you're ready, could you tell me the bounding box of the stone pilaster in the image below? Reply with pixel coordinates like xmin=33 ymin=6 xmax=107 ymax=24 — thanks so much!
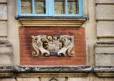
xmin=0 ymin=0 xmax=13 ymax=65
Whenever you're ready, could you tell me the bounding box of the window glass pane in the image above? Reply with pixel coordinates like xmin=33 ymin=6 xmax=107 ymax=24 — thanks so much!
xmin=21 ymin=0 xmax=32 ymax=14
xmin=54 ymin=0 xmax=65 ymax=14
xmin=68 ymin=0 xmax=79 ymax=14
xmin=35 ymin=0 xmax=46 ymax=14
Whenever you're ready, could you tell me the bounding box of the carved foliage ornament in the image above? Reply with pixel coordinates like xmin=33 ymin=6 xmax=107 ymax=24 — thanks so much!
xmin=32 ymin=35 xmax=75 ymax=57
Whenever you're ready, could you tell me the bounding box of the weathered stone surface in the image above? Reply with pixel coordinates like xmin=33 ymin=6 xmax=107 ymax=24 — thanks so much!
xmin=95 ymin=77 xmax=114 ymax=81
xmin=95 ymin=41 xmax=114 ymax=66
xmin=14 ymin=66 xmax=91 ymax=73
xmin=96 ymin=0 xmax=114 ymax=3
xmin=0 ymin=0 xmax=7 ymax=3
xmin=96 ymin=47 xmax=114 ymax=53
xmin=0 ymin=47 xmax=12 ymax=54
xmin=0 ymin=54 xmax=13 ymax=65
xmin=94 ymin=66 xmax=114 ymax=77
xmin=0 ymin=41 xmax=13 ymax=65
xmin=96 ymin=5 xmax=114 ymax=20
xmin=17 ymin=78 xmax=39 ymax=81
xmin=0 ymin=78 xmax=16 ymax=81
xmin=0 ymin=66 xmax=91 ymax=77
xmin=97 ymin=21 xmax=114 ymax=37
xmin=0 ymin=40 xmax=12 ymax=46
xmin=68 ymin=77 xmax=89 ymax=81
xmin=95 ymin=54 xmax=114 ymax=66
xmin=0 ymin=21 xmax=7 ymax=36
xmin=0 ymin=4 xmax=7 ymax=20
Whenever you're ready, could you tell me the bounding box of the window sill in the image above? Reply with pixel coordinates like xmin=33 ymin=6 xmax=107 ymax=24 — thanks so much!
xmin=16 ymin=16 xmax=87 ymax=27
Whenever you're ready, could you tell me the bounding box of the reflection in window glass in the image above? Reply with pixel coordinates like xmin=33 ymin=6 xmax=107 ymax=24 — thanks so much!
xmin=35 ymin=0 xmax=46 ymax=14
xmin=54 ymin=0 xmax=65 ymax=14
xmin=68 ymin=0 xmax=79 ymax=14
xmin=21 ymin=0 xmax=32 ymax=14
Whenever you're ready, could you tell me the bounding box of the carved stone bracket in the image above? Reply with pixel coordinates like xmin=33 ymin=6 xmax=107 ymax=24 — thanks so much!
xmin=32 ymin=35 xmax=75 ymax=57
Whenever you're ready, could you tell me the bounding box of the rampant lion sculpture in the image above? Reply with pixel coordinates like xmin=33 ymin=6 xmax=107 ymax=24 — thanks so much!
xmin=32 ymin=35 xmax=50 ymax=56
xmin=57 ymin=35 xmax=75 ymax=56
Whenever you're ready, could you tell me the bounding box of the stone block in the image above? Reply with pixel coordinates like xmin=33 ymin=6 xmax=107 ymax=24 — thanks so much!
xmin=0 ymin=4 xmax=7 ymax=20
xmin=96 ymin=0 xmax=114 ymax=3
xmin=96 ymin=47 xmax=114 ymax=53
xmin=0 ymin=21 xmax=7 ymax=36
xmin=96 ymin=5 xmax=114 ymax=20
xmin=0 ymin=0 xmax=7 ymax=3
xmin=0 ymin=54 xmax=13 ymax=65
xmin=0 ymin=78 xmax=16 ymax=81
xmin=17 ymin=78 xmax=39 ymax=81
xmin=97 ymin=21 xmax=114 ymax=37
xmin=0 ymin=47 xmax=12 ymax=54
xmin=95 ymin=76 xmax=114 ymax=81
xmin=95 ymin=53 xmax=114 ymax=66
xmin=95 ymin=42 xmax=114 ymax=66
xmin=0 ymin=41 xmax=13 ymax=65
xmin=68 ymin=77 xmax=89 ymax=81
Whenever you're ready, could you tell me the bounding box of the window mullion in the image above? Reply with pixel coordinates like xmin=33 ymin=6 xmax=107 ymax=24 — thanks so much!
xmin=48 ymin=0 xmax=54 ymax=16
xmin=18 ymin=0 xmax=21 ymax=16
xmin=32 ymin=0 xmax=35 ymax=14
xmin=65 ymin=0 xmax=68 ymax=14
xmin=79 ymin=0 xmax=83 ymax=16
xmin=46 ymin=0 xmax=49 ymax=15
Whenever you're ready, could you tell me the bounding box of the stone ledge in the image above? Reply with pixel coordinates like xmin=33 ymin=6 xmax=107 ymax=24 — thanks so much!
xmin=96 ymin=41 xmax=114 ymax=46
xmin=94 ymin=66 xmax=114 ymax=78
xmin=0 ymin=66 xmax=114 ymax=77
xmin=0 ymin=66 xmax=92 ymax=73
xmin=0 ymin=66 xmax=91 ymax=77
xmin=0 ymin=40 xmax=12 ymax=47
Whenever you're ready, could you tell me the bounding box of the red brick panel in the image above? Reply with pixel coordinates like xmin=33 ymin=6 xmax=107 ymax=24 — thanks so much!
xmin=19 ymin=27 xmax=86 ymax=65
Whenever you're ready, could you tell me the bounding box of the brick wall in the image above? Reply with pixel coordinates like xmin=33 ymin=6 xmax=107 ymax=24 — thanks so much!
xmin=19 ymin=27 xmax=86 ymax=65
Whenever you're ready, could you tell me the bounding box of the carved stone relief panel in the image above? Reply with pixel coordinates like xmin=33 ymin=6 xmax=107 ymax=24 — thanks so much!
xmin=32 ymin=35 xmax=75 ymax=57
xmin=19 ymin=27 xmax=86 ymax=65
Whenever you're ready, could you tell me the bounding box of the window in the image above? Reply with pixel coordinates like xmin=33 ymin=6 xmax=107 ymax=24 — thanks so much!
xmin=18 ymin=0 xmax=83 ymax=17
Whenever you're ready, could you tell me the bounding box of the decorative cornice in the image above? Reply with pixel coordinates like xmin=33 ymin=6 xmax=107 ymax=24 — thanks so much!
xmin=17 ymin=17 xmax=87 ymax=27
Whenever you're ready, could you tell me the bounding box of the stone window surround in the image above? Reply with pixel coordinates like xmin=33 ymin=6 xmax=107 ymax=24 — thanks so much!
xmin=16 ymin=0 xmax=87 ymax=27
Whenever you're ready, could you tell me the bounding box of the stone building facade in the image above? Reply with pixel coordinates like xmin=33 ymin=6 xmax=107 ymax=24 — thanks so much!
xmin=0 ymin=0 xmax=114 ymax=81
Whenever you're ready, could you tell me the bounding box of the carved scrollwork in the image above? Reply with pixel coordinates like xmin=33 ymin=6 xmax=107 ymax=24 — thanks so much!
xmin=32 ymin=35 xmax=75 ymax=57
xmin=32 ymin=35 xmax=50 ymax=57
xmin=49 ymin=77 xmax=58 ymax=81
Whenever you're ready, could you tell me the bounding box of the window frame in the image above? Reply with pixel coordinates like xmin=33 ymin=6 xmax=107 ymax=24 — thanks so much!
xmin=17 ymin=0 xmax=84 ymax=17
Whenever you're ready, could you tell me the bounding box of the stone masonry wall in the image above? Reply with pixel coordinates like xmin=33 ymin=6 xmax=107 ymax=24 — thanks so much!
xmin=0 ymin=0 xmax=13 ymax=65
xmin=95 ymin=0 xmax=114 ymax=66
xmin=0 ymin=0 xmax=114 ymax=81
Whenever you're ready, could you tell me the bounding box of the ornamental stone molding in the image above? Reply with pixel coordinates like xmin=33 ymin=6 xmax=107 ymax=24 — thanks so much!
xmin=32 ymin=35 xmax=75 ymax=57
